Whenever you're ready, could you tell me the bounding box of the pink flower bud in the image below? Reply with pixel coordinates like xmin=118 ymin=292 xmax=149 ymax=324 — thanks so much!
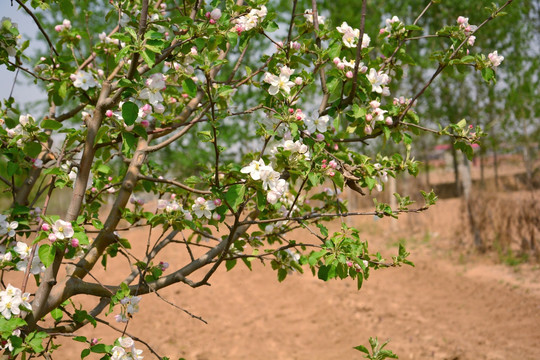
xmin=329 ymin=160 xmax=338 ymax=169
xmin=105 ymin=110 xmax=113 ymax=117
xmin=182 ymin=93 xmax=189 ymax=98
xmin=321 ymin=164 xmax=327 ymax=169
xmin=108 ymin=176 xmax=113 ymax=182
xmin=209 ymin=19 xmax=216 ymax=24
xmin=365 ymin=113 xmax=373 ymax=122
xmin=40 ymin=56 xmax=46 ymax=61
xmin=91 ymin=338 xmax=99 ymax=346
xmin=288 ymin=108 xmax=295 ymax=114
xmin=333 ymin=144 xmax=339 ymax=151
xmin=48 ymin=233 xmax=57 ymax=242
xmin=235 ymin=24 xmax=244 ymax=34
xmin=333 ymin=57 xmax=341 ymax=65
xmin=316 ymin=133 xmax=325 ymax=142
xmin=212 ymin=213 xmax=221 ymax=221
xmin=337 ymin=63 xmax=345 ymax=70
xmin=169 ymin=97 xmax=177 ymax=103
xmin=159 ymin=261 xmax=169 ymax=271
xmin=385 ymin=116 xmax=393 ymax=125
xmin=214 ymin=199 xmax=222 ymax=206
xmin=469 ymin=124 xmax=473 ymax=129
xmin=55 ymin=25 xmax=63 ymax=32
xmin=327 ymin=170 xmax=335 ymax=177
xmin=345 ymin=71 xmax=354 ymax=79
xmin=141 ymin=120 xmax=150 ymax=128
xmin=294 ymin=77 xmax=303 ymax=85
xmin=205 ymin=12 xmax=211 ymax=18
xmin=346 ymin=261 xmax=353 ymax=267
xmin=42 ymin=223 xmax=51 ymax=231
xmin=379 ymin=28 xmax=386 ymax=35
xmin=296 ymin=115 xmax=303 ymax=120
xmin=91 ymin=187 xmax=97 ymax=193
xmin=365 ymin=125 xmax=373 ymax=135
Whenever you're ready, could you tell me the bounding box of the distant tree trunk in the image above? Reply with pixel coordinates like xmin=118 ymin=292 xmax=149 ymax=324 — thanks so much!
xmin=451 ymin=141 xmax=461 ymax=196
xmin=480 ymin=152 xmax=485 ymax=189
xmin=493 ymin=147 xmax=500 ymax=190
xmin=460 ymin=153 xmax=484 ymax=251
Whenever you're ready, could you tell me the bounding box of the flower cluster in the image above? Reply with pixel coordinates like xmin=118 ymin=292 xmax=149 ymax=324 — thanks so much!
xmin=373 ymin=163 xmax=389 ymax=192
xmin=488 ymin=51 xmax=504 ymax=67
xmin=336 ymin=22 xmax=370 ymax=49
xmin=263 ymin=66 xmax=297 ymax=96
xmin=0 ymin=284 xmax=32 ymax=320
xmin=380 ymin=16 xmax=404 ymax=36
xmin=457 ymin=16 xmax=478 ymax=46
xmin=241 ymin=159 xmax=289 ymax=205
xmin=303 ymin=9 xmax=325 ymax=25
xmin=365 ymin=100 xmax=392 ymax=135
xmin=115 ymin=295 xmax=141 ymax=323
xmin=54 ymin=19 xmax=71 ymax=32
xmin=233 ymin=5 xmax=267 ymax=33
xmin=111 ymin=337 xmax=143 ymax=360
xmin=157 ymin=196 xmax=193 ymax=220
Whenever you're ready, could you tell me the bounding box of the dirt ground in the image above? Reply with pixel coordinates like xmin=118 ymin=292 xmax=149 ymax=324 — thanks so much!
xmin=47 ymin=192 xmax=540 ymax=360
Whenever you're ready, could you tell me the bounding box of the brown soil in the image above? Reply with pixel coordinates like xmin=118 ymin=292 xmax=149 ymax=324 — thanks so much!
xmin=47 ymin=194 xmax=540 ymax=360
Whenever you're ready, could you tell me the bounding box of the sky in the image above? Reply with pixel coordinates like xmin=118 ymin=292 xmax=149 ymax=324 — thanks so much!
xmin=1 ymin=1 xmax=47 ymax=108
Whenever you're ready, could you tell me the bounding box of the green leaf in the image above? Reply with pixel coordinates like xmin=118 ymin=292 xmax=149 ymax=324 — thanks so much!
xmin=41 ymin=119 xmax=62 ymax=130
xmin=81 ymin=348 xmax=91 ymax=359
xmin=121 ymin=102 xmax=139 ymax=126
xmin=353 ymin=345 xmax=369 ymax=354
xmin=225 ymin=259 xmax=237 ymax=271
xmin=73 ymin=336 xmax=88 ymax=343
xmin=225 ymin=184 xmax=245 ymax=212
xmin=0 ymin=317 xmax=26 ymax=333
xmin=264 ymin=21 xmax=279 ymax=33
xmin=141 ymin=48 xmax=155 ymax=67
xmin=38 ymin=244 xmax=56 ymax=268
xmin=357 ymin=273 xmax=363 ymax=290
xmin=7 ymin=161 xmax=20 ymax=176
xmin=50 ymin=308 xmax=63 ymax=321
xmin=23 ymin=142 xmax=42 ymax=158
xmin=90 ymin=344 xmax=110 ymax=354
xmin=182 ymin=78 xmax=197 ymax=97
xmin=277 ymin=268 xmax=287 ymax=282
xmin=317 ymin=264 xmax=330 ymax=281
xmin=26 ymin=331 xmax=47 ymax=353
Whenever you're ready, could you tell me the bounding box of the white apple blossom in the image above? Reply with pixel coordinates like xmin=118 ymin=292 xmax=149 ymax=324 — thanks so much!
xmin=367 ymin=68 xmax=390 ymax=94
xmin=71 ymin=70 xmax=98 ymax=90
xmin=52 ymin=219 xmax=74 ymax=240
xmin=16 ymin=254 xmax=46 ymax=275
xmin=140 ymin=87 xmax=164 ymax=105
xmin=259 ymin=166 xmax=281 ymax=191
xmin=304 ymin=115 xmax=330 ymax=134
xmin=0 ymin=220 xmax=18 ymax=237
xmin=263 ymin=70 xmax=295 ymax=96
xmin=14 ymin=241 xmax=30 ymax=259
xmin=241 ymin=159 xmax=266 ymax=180
xmin=191 ymin=197 xmax=216 ymax=219
xmin=146 ymin=73 xmax=166 ymax=90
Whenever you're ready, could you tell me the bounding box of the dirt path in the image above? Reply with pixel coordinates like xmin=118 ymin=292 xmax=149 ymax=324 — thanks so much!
xmin=60 ymin=229 xmax=540 ymax=360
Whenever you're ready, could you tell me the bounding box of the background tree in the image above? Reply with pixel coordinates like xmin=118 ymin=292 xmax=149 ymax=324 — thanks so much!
xmin=0 ymin=0 xmax=513 ymax=358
